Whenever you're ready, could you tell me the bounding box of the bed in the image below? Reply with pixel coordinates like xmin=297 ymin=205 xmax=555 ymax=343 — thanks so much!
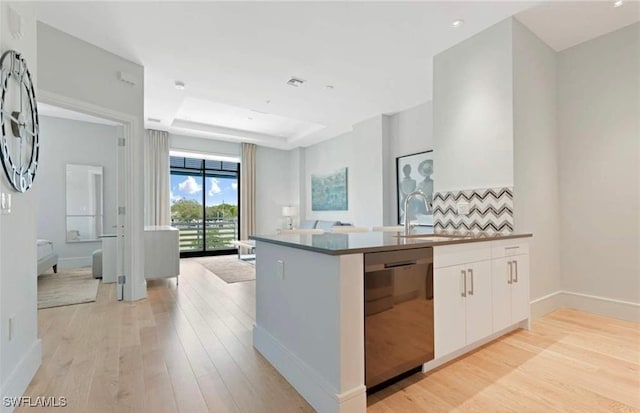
xmin=37 ymin=239 xmax=58 ymax=276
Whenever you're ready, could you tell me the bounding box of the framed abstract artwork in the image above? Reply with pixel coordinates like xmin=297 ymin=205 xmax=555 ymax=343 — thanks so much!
xmin=396 ymin=151 xmax=433 ymax=226
xmin=311 ymin=167 xmax=348 ymax=211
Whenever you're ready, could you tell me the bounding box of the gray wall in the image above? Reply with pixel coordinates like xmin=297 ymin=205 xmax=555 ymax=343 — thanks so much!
xmin=386 ymin=101 xmax=434 ymax=225
xmin=303 ymin=115 xmax=386 ymax=227
xmin=37 ymin=116 xmax=118 ymax=268
xmin=558 ymin=23 xmax=640 ymax=306
xmin=0 ymin=3 xmax=40 ymax=403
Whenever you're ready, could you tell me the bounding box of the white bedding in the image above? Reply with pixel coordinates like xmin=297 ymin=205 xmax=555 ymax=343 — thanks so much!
xmin=37 ymin=239 xmax=53 ymax=260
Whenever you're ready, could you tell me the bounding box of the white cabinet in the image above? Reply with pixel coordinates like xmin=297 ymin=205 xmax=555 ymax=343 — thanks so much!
xmin=492 ymin=254 xmax=530 ymax=332
xmin=434 ymin=264 xmax=466 ymax=357
xmin=465 ymin=260 xmax=493 ymax=344
xmin=434 ymin=238 xmax=531 ymax=361
xmin=434 ymin=256 xmax=492 ymax=358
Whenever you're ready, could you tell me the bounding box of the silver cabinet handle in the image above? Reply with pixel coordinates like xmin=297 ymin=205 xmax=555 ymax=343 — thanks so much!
xmin=468 ymin=268 xmax=474 ymax=295
xmin=514 ymin=260 xmax=518 ymax=283
xmin=461 ymin=270 xmax=467 ymax=297
xmin=507 ymin=261 xmax=513 ymax=284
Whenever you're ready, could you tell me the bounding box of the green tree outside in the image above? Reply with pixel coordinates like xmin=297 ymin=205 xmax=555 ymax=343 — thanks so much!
xmin=171 ymin=199 xmax=238 ymax=251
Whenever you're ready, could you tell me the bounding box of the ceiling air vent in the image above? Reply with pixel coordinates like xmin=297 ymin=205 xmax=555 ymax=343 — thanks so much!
xmin=286 ymin=77 xmax=306 ymax=87
xmin=147 ymin=117 xmax=161 ymax=123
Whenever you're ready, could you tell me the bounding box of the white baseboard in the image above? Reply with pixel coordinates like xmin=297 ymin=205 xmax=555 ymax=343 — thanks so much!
xmin=561 ymin=291 xmax=640 ymax=323
xmin=59 ymin=256 xmax=92 ymax=269
xmin=253 ymin=324 xmax=366 ymax=413
xmin=530 ymin=291 xmax=564 ymax=320
xmin=0 ymin=339 xmax=42 ymax=413
xmin=530 ymin=290 xmax=640 ymax=323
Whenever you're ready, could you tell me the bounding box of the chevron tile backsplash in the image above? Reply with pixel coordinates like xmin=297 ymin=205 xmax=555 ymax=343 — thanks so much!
xmin=433 ymin=187 xmax=514 ymax=234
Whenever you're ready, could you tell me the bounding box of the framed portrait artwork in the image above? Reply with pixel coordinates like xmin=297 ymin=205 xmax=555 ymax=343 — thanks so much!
xmin=396 ymin=150 xmax=433 ymax=226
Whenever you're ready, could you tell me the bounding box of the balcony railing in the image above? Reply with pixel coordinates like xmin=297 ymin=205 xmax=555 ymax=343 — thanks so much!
xmin=172 ymin=219 xmax=238 ymax=252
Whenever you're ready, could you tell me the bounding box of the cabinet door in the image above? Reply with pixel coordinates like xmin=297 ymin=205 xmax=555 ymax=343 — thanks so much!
xmin=434 ymin=264 xmax=467 ymax=358
xmin=492 ymin=257 xmax=512 ymax=332
xmin=511 ymin=254 xmax=530 ymax=323
xmin=464 ymin=260 xmax=493 ymax=345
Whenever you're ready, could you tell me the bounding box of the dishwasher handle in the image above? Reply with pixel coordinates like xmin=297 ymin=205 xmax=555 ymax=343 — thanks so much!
xmin=385 ymin=260 xmax=417 ymax=269
xmin=365 ymin=257 xmax=432 ymax=272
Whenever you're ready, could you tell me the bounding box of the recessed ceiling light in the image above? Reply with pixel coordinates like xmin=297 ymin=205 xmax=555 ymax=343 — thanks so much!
xmin=248 ymin=117 xmax=254 ymax=120
xmin=325 ymin=85 xmax=334 ymax=90
xmin=174 ymin=81 xmax=185 ymax=90
xmin=613 ymin=0 xmax=624 ymax=7
xmin=452 ymin=19 xmax=464 ymax=28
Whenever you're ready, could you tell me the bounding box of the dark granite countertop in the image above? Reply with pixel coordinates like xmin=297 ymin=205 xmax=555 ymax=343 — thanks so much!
xmin=250 ymin=231 xmax=532 ymax=256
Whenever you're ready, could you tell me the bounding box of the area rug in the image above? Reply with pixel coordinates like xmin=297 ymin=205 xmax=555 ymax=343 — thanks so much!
xmin=192 ymin=255 xmax=256 ymax=283
xmin=37 ymin=267 xmax=100 ymax=309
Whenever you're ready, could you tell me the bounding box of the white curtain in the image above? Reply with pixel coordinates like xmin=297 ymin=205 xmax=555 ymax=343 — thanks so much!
xmin=240 ymin=143 xmax=256 ymax=240
xmin=144 ymin=129 xmax=170 ymax=226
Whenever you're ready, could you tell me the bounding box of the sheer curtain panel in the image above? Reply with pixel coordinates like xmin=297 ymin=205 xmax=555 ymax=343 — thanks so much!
xmin=144 ymin=129 xmax=170 ymax=226
xmin=240 ymin=143 xmax=256 ymax=240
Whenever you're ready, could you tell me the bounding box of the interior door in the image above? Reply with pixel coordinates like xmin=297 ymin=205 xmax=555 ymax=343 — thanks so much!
xmin=115 ymin=126 xmax=125 ymax=300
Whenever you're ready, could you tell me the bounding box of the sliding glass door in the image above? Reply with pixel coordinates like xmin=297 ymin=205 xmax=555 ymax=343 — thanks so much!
xmin=204 ymin=173 xmax=238 ymax=252
xmin=170 ymin=156 xmax=239 ymax=257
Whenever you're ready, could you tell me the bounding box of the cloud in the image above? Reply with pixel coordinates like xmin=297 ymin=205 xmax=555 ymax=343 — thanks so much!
xmin=170 ymin=191 xmax=183 ymax=203
xmin=178 ymin=176 xmax=202 ymax=194
xmin=231 ymin=182 xmax=238 ymax=190
xmin=208 ymin=178 xmax=221 ymax=196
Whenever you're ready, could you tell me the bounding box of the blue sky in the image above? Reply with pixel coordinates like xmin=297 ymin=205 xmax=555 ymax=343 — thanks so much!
xmin=170 ymin=174 xmax=238 ymax=206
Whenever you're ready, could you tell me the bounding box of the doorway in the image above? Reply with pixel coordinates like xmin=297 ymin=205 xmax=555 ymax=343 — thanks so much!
xmin=35 ymin=102 xmax=126 ymax=305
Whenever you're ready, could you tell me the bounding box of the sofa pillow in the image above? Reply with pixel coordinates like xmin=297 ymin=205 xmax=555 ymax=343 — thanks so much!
xmin=315 ymin=220 xmax=341 ymax=231
xmin=299 ymin=220 xmax=317 ymax=229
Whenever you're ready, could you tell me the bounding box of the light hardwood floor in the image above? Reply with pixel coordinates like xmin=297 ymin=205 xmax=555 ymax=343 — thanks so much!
xmin=19 ymin=259 xmax=640 ymax=412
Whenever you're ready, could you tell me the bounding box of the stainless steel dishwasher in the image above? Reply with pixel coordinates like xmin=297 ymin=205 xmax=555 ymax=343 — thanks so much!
xmin=364 ymin=247 xmax=434 ymax=391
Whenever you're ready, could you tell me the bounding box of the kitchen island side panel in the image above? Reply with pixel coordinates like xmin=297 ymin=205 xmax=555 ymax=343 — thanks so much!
xmin=253 ymin=240 xmax=366 ymax=413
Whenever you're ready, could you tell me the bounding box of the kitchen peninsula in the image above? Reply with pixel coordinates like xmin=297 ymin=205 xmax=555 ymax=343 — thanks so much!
xmin=251 ymin=231 xmax=532 ymax=413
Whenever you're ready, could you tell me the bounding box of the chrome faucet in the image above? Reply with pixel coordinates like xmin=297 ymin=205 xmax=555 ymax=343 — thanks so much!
xmin=403 ymin=190 xmax=432 ymax=236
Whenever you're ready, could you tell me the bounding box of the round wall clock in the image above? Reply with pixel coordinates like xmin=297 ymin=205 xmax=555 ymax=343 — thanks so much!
xmin=0 ymin=50 xmax=39 ymax=192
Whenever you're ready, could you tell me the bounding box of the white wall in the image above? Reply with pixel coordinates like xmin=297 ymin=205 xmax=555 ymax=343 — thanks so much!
xmin=37 ymin=116 xmax=118 ymax=268
xmin=385 ymin=101 xmax=434 ymax=225
xmin=512 ymin=20 xmax=562 ymax=313
xmin=255 ymin=146 xmax=297 ymax=234
xmin=557 ymin=23 xmax=640 ymax=313
xmin=37 ymin=22 xmax=146 ymax=301
xmin=433 ymin=19 xmax=514 ymax=193
xmin=0 ymin=3 xmax=42 ymax=410
xmin=169 ymin=133 xmax=241 ymax=158
xmin=303 ymin=115 xmax=385 ymax=227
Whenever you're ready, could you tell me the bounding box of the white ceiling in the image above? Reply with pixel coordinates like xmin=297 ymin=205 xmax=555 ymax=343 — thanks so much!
xmin=33 ymin=1 xmax=638 ymax=149
xmin=517 ymin=1 xmax=640 ymax=51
